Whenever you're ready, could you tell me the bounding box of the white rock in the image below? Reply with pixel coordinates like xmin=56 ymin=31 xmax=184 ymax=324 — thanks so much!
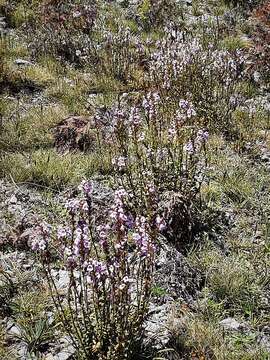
xmin=253 ymin=71 xmax=261 ymax=83
xmin=51 ymin=270 xmax=70 ymax=290
xmin=219 ymin=317 xmax=242 ymax=331
xmin=144 ymin=303 xmax=171 ymax=350
xmin=9 ymin=194 xmax=17 ymax=204
xmin=45 ymin=337 xmax=76 ymax=360
xmin=6 ymin=320 xmax=21 ymax=336
xmin=14 ymin=59 xmax=34 ymax=66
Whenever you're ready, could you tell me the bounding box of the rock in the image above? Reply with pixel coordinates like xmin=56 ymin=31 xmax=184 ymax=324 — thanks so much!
xmin=144 ymin=240 xmax=202 ymax=355
xmin=253 ymin=71 xmax=261 ymax=83
xmin=258 ymin=335 xmax=270 ymax=352
xmin=53 ymin=107 xmax=114 ymax=154
xmin=219 ymin=317 xmax=244 ymax=331
xmin=15 ymin=343 xmax=28 ymax=359
xmin=6 ymin=319 xmax=21 ymax=337
xmin=154 ymin=241 xmax=202 ymax=304
xmin=144 ymin=303 xmax=171 ymax=351
xmin=144 ymin=303 xmax=183 ymax=359
xmin=175 ymin=0 xmax=192 ymax=4
xmin=45 ymin=337 xmax=76 ymax=360
xmin=45 ymin=349 xmax=74 ymax=360
xmin=261 ymin=153 xmax=270 ymax=163
xmin=0 ymin=180 xmax=47 ymax=248
xmin=9 ymin=194 xmax=17 ymax=204
xmin=14 ymin=59 xmax=34 ymax=66
xmin=51 ymin=270 xmax=70 ymax=290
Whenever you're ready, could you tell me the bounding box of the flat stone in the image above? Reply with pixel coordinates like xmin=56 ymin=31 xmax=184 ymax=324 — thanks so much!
xmin=9 ymin=194 xmax=17 ymax=204
xmin=219 ymin=317 xmax=242 ymax=331
xmin=6 ymin=320 xmax=21 ymax=337
xmin=45 ymin=349 xmax=74 ymax=360
xmin=261 ymin=154 xmax=270 ymax=163
xmin=154 ymin=240 xmax=202 ymax=304
xmin=45 ymin=337 xmax=76 ymax=360
xmin=51 ymin=270 xmax=70 ymax=290
xmin=14 ymin=59 xmax=34 ymax=66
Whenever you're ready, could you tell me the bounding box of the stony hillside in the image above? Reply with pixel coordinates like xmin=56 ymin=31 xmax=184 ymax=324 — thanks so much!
xmin=0 ymin=0 xmax=269 ymax=359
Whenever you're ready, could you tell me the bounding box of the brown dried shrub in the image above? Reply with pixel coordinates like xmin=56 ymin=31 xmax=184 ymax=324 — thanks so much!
xmin=248 ymin=1 xmax=270 ymax=82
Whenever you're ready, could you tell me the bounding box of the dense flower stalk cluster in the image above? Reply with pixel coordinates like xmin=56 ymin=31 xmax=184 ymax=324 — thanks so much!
xmin=34 ymin=181 xmax=160 ymax=359
xmin=149 ymin=30 xmax=244 ymax=90
xmin=110 ymin=91 xmax=209 ymax=212
xmin=148 ymin=28 xmax=246 ymax=132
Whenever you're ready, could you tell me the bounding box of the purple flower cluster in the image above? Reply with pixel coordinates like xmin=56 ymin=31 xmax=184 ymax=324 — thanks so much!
xmin=177 ymin=99 xmax=197 ymax=121
xmin=86 ymin=259 xmax=108 ymax=286
xmin=78 ymin=180 xmax=93 ymax=197
xmin=196 ymin=129 xmax=209 ymax=143
xmin=142 ymin=92 xmax=160 ymax=121
xmin=73 ymin=221 xmax=90 ymax=258
xmin=129 ymin=106 xmax=142 ymax=127
xmin=65 ymin=198 xmax=89 ymax=215
xmin=31 ymin=222 xmax=51 ymax=251
xmin=96 ymin=224 xmax=110 ymax=249
xmin=184 ymin=140 xmax=195 ymax=155
xmin=57 ymin=226 xmax=72 ymax=240
xmin=86 ymin=257 xmax=134 ymax=292
xmin=148 ymin=28 xmax=245 ymax=98
xmin=155 ymin=215 xmax=166 ymax=232
xmin=132 ymin=216 xmax=158 ymax=258
xmin=149 ymin=32 xmax=202 ymax=88
xmin=184 ymin=129 xmax=209 ymax=155
xmin=112 ymin=156 xmax=127 ymax=170
xmin=110 ymin=189 xmax=129 ymax=230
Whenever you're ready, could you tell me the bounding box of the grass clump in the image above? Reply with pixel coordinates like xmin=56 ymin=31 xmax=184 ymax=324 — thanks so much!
xmin=175 ymin=315 xmax=269 ymax=360
xmin=0 ymin=149 xmax=112 ymax=190
xmin=205 ymin=253 xmax=261 ymax=314
xmin=0 ymin=105 xmax=67 ymax=152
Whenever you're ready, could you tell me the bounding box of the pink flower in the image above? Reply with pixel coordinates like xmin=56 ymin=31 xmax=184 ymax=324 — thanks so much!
xmin=156 ymin=215 xmax=166 ymax=232
xmin=184 ymin=141 xmax=194 ymax=155
xmin=78 ymin=180 xmax=93 ymax=197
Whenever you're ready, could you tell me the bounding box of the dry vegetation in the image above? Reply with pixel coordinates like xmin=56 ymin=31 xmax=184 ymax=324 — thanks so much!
xmin=0 ymin=0 xmax=269 ymax=359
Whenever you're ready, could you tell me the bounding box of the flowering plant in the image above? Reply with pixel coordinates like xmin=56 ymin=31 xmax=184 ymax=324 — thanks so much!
xmin=32 ymin=181 xmax=159 ymax=359
xmin=148 ymin=28 xmax=246 ymax=135
xmin=110 ymin=92 xmax=209 ymax=214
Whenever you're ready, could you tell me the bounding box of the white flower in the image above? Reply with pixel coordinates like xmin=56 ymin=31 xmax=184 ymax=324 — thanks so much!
xmin=73 ymin=11 xmax=82 ymax=18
